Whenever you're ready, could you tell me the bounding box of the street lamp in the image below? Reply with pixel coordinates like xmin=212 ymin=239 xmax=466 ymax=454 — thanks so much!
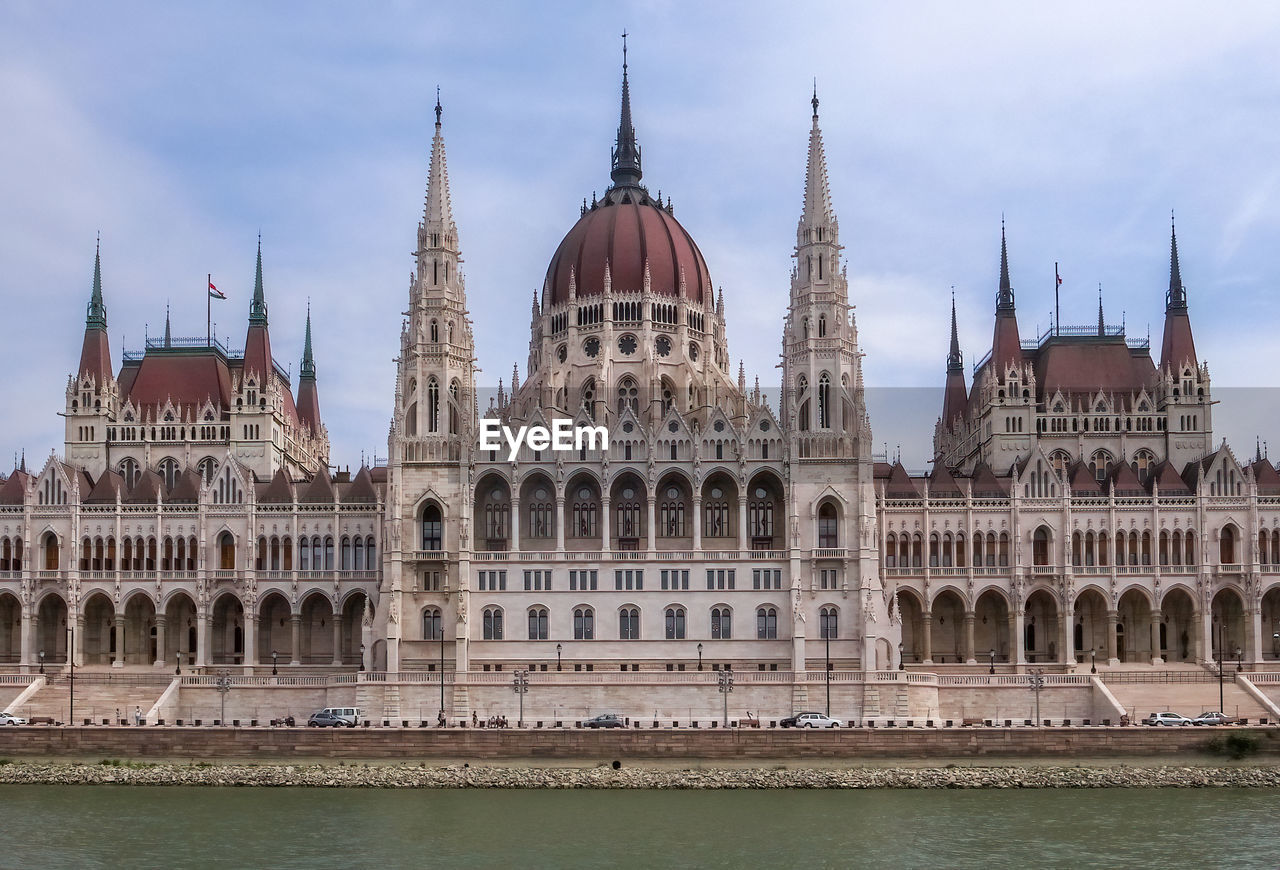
xmin=1273 ymin=632 xmax=1280 ymax=660
xmin=697 ymin=642 xmax=703 ymax=671
xmin=215 ymin=669 xmax=232 ymax=725
xmin=512 ymin=669 xmax=530 ymax=727
xmin=717 ymin=667 xmax=734 ymax=726
xmin=438 ymin=620 xmax=445 ymax=717
xmin=359 ymin=643 xmax=366 ymax=673
xmin=990 ymin=647 xmax=997 ymax=675
xmin=1028 ymin=669 xmax=1045 ymax=726
xmin=38 ymin=649 xmax=44 ymax=674
xmin=1090 ymin=647 xmax=1097 ymax=675
xmin=898 ymin=641 xmax=904 ymax=671
xmin=556 ymin=643 xmax=562 ymax=672
xmin=824 ymin=624 xmax=831 ymax=717
xmin=1236 ymin=646 xmax=1243 ymax=673
xmin=271 ymin=649 xmax=278 ymax=676
xmin=1216 ymin=621 xmax=1226 ymax=714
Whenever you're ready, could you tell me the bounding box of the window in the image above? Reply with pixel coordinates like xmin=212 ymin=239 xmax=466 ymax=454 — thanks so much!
xmin=664 ymin=607 xmax=686 ymax=640
xmin=749 ymin=499 xmax=774 ymax=539
xmin=661 ymin=569 xmax=689 ymax=590
xmin=1032 ymin=527 xmax=1050 ymax=566
xmin=616 ymin=377 xmax=639 ymax=415
xmin=817 ymin=373 xmax=831 ymax=429
xmin=574 ymin=607 xmax=594 ymax=640
xmin=523 ymin=570 xmax=551 ymax=591
xmin=572 ymin=495 xmax=598 ymax=537
xmin=619 ymin=608 xmax=640 ymax=640
xmin=528 ymin=499 xmax=553 ymax=538
xmin=422 ymin=504 xmax=443 ymax=551
xmin=659 ymin=489 xmax=686 ymax=537
xmin=818 ymin=503 xmax=838 ymax=548
xmin=569 ymin=570 xmax=597 ymax=591
xmin=819 ymin=569 xmax=838 ymax=590
xmin=615 ymin=497 xmax=642 ymax=539
xmin=478 ymin=570 xmax=507 ymax=591
xmin=119 ymin=457 xmax=141 ymax=488
xmin=482 ymin=607 xmax=504 ymax=640
xmin=614 ymin=569 xmax=643 ymax=591
xmin=422 ymin=608 xmax=442 ymax=640
xmin=427 ymin=378 xmax=440 ymax=432
xmin=1090 ymin=451 xmax=1112 ymax=484
xmin=422 ymin=570 xmax=442 ymax=591
xmin=752 ymin=569 xmax=782 ymax=590
xmin=819 ymin=606 xmax=838 ymax=639
xmin=711 ymin=607 xmax=732 ymax=639
xmin=706 ymin=569 xmax=735 ymax=590
xmin=527 ymin=607 xmax=548 ymax=640
xmin=704 ymin=500 xmax=729 ymax=538
xmin=756 ymin=607 xmax=778 ymax=639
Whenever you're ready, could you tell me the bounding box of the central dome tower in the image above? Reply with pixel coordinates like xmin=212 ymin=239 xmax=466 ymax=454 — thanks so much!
xmin=543 ymin=43 xmax=712 ymax=307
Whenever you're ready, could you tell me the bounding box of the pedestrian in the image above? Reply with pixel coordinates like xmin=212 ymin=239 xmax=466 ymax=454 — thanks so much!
xmin=472 ymin=710 xmax=478 ymax=728
xmin=134 ymin=706 xmax=142 ymax=726
xmin=437 ymin=709 xmax=446 ymax=728
xmin=115 ymin=707 xmax=121 ymax=725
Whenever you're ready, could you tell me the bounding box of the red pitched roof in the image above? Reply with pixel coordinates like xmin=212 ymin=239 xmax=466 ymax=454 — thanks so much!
xmin=884 ymin=462 xmax=920 ymax=499
xmin=123 ymin=351 xmax=232 ymax=418
xmin=168 ymin=469 xmax=203 ymax=503
xmin=1149 ymin=460 xmax=1192 ymax=494
xmin=0 ymin=470 xmax=31 ymax=505
xmin=1033 ymin=338 xmax=1156 ymax=399
xmin=125 ymin=470 xmax=163 ymax=504
xmin=1067 ymin=462 xmax=1102 ymax=495
xmin=1251 ymin=459 xmax=1280 ymax=495
xmin=343 ymin=466 xmax=378 ymax=503
xmin=259 ymin=469 xmax=296 ymax=504
xmin=1160 ymin=309 xmax=1197 ymax=373
xmin=968 ymin=462 xmax=1010 ymax=497
xmin=78 ymin=326 xmax=112 ymax=385
xmin=84 ymin=470 xmax=124 ymax=504
xmin=299 ymin=472 xmax=336 ymax=503
xmin=928 ymin=462 xmax=964 ymax=497
xmin=1109 ymin=461 xmax=1144 ymax=496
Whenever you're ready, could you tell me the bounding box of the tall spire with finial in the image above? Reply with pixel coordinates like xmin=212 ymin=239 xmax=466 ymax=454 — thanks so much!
xmin=996 ymin=218 xmax=1014 ymax=311
xmin=1159 ymin=212 xmax=1197 ymax=371
xmin=1167 ymin=211 xmax=1186 ymax=310
xmin=419 ymin=87 xmax=459 ymax=260
xmin=296 ymin=299 xmax=321 ymax=434
xmin=947 ymin=290 xmax=963 ymax=373
xmin=164 ymin=302 xmax=172 ymax=347
xmin=250 ymin=233 xmax=268 ymax=327
xmin=78 ymin=235 xmax=113 ymax=384
xmin=800 ymin=82 xmax=835 ymax=232
xmin=1097 ymin=285 xmax=1106 ymax=335
xmin=610 ymin=30 xmax=642 ymax=188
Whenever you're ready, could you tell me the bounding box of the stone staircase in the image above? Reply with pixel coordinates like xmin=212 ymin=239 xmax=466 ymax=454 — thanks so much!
xmin=10 ymin=673 xmax=170 ymax=724
xmin=1102 ymin=673 xmax=1270 ymax=721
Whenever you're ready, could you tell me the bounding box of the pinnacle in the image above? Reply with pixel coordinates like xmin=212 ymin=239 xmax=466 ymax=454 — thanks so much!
xmin=423 ymin=97 xmax=458 ymax=248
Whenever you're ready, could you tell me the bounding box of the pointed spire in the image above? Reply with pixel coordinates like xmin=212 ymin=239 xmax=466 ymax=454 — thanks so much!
xmin=300 ymin=301 xmax=316 ymax=380
xmin=86 ymin=233 xmax=107 ymax=329
xmin=164 ymin=302 xmax=172 ymax=348
xmin=422 ymin=90 xmax=458 ymax=250
xmin=249 ymin=234 xmax=268 ymax=327
xmin=1167 ymin=212 xmax=1187 ymax=310
xmin=610 ymin=30 xmax=642 ymax=188
xmin=800 ymin=87 xmax=835 ymax=230
xmin=947 ymin=290 xmax=963 ymax=373
xmin=996 ymin=218 xmax=1014 ymax=311
xmin=1097 ymin=284 xmax=1106 ymax=336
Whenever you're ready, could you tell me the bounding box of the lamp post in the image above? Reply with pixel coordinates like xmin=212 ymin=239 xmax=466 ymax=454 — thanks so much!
xmin=556 ymin=642 xmax=563 ymax=672
xmin=512 ymin=668 xmax=530 ymax=727
xmin=38 ymin=649 xmax=44 ymax=674
xmin=697 ymin=642 xmax=703 ymax=671
xmin=717 ymin=667 xmax=734 ymax=726
xmin=215 ymin=668 xmax=232 ymax=725
xmin=359 ymin=643 xmax=365 ymax=673
xmin=990 ymin=647 xmax=997 ymax=675
xmin=1273 ymin=632 xmax=1280 ymax=660
xmin=68 ymin=623 xmax=75 ymax=726
xmin=438 ymin=621 xmax=445 ymax=718
xmin=824 ymin=624 xmax=831 ymax=717
xmin=898 ymin=641 xmax=904 ymax=671
xmin=1028 ymin=668 xmax=1045 ymax=726
xmin=271 ymin=649 xmax=278 ymax=676
xmin=1236 ymin=646 xmax=1243 ymax=673
xmin=1216 ymin=621 xmax=1225 ymax=714
xmin=1090 ymin=647 xmax=1097 ymax=675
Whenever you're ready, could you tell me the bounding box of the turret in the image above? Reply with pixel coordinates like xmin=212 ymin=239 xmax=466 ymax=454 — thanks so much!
xmin=989 ymin=222 xmax=1022 ymax=380
xmin=296 ymin=303 xmax=321 ymax=434
xmin=77 ymin=238 xmax=113 ymax=385
xmin=940 ymin=293 xmax=967 ymax=432
xmin=242 ymin=237 xmax=273 ymax=383
xmin=1159 ymin=218 xmax=1197 ymax=372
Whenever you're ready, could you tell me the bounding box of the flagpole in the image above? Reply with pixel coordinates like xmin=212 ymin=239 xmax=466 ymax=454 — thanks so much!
xmin=207 ymin=273 xmax=212 ymax=347
xmin=1054 ymin=262 xmax=1060 ymax=336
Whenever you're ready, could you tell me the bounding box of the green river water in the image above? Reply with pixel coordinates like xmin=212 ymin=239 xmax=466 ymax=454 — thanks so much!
xmin=1 ymin=785 xmax=1278 ymax=868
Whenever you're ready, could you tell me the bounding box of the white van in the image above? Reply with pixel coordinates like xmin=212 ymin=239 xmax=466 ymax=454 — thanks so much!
xmin=321 ymin=707 xmax=361 ymax=726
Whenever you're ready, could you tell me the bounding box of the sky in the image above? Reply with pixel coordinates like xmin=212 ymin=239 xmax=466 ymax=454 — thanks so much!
xmin=2 ymin=0 xmax=1279 ymax=473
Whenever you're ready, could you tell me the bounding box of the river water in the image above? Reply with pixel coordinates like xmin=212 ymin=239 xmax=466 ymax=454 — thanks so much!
xmin=2 ymin=785 xmax=1278 ymax=868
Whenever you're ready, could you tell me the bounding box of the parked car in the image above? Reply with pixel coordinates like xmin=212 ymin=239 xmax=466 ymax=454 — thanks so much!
xmin=584 ymin=713 xmax=625 ymax=729
xmin=319 ymin=707 xmax=360 ymax=726
xmin=1191 ymin=711 xmax=1238 ymax=726
xmin=307 ymin=711 xmax=352 ymax=728
xmin=0 ymin=712 xmax=27 ymax=726
xmin=1142 ymin=712 xmax=1194 ymax=726
xmin=781 ymin=712 xmax=843 ymax=728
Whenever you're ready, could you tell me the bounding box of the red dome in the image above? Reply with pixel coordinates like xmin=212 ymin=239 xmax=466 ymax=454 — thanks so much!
xmin=544 ymin=194 xmax=711 ymax=306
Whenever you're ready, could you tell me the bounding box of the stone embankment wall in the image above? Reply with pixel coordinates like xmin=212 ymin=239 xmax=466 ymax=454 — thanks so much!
xmin=0 ymin=725 xmax=1275 ymax=759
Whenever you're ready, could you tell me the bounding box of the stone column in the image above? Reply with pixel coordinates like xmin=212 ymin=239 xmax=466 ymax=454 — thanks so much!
xmin=738 ymin=495 xmax=749 ymax=552
xmin=19 ymin=608 xmax=31 ymax=670
xmin=601 ymin=496 xmax=612 ymax=551
xmin=113 ymin=614 xmax=125 ymax=668
xmin=74 ymin=614 xmax=85 ymax=668
xmin=509 ymin=497 xmax=520 ymax=552
xmin=1060 ymin=610 xmax=1074 ymax=666
xmin=290 ymin=613 xmax=302 ymax=665
xmin=154 ymin=615 xmax=167 ymax=667
xmin=1010 ymin=610 xmax=1026 ymax=667
xmin=555 ymin=497 xmax=565 ymax=552
xmin=692 ymin=496 xmax=702 ymax=549
xmin=244 ymin=612 xmax=258 ymax=668
xmin=963 ymin=611 xmax=976 ymax=664
xmin=196 ymin=610 xmax=210 ymax=668
xmin=332 ymin=614 xmax=344 ymax=666
xmin=1150 ymin=612 xmax=1164 ymax=666
xmin=921 ymin=613 xmax=934 ymax=665
xmin=1106 ymin=610 xmax=1119 ymax=665
xmin=645 ymin=498 xmax=655 ymax=551
xmin=1247 ymin=606 xmax=1263 ymax=665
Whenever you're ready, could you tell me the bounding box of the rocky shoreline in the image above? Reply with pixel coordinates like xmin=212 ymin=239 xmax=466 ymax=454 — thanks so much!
xmin=1 ymin=761 xmax=1279 ymax=789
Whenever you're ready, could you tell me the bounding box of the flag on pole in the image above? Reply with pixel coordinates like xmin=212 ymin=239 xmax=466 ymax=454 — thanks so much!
xmin=208 ymin=279 xmax=226 ymax=300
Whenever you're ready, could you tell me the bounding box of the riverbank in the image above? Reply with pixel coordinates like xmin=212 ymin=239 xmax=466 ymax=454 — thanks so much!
xmin=2 ymin=759 xmax=1280 ymax=789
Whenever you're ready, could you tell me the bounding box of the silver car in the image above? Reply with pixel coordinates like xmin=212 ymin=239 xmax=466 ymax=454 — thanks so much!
xmin=0 ymin=712 xmax=28 ymax=725
xmin=1142 ymin=711 xmax=1193 ymax=726
xmin=794 ymin=712 xmax=844 ymax=728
